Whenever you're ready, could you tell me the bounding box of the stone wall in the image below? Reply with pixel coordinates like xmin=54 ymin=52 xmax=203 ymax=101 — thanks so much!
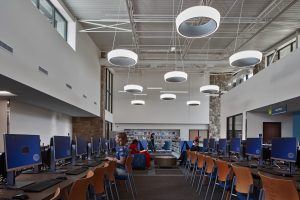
xmin=72 ymin=66 xmax=106 ymax=139
xmin=209 ymin=74 xmax=232 ymax=138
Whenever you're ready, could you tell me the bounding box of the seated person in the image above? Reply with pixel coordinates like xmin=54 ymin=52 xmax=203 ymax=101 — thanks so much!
xmin=106 ymin=132 xmax=129 ymax=176
xmin=190 ymin=139 xmax=200 ymax=151
xmin=129 ymin=139 xmax=151 ymax=168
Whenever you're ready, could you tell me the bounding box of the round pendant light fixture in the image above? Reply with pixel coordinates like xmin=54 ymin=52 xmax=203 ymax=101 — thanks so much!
xmin=124 ymin=84 xmax=143 ymax=93
xmin=229 ymin=50 xmax=262 ymax=67
xmin=107 ymin=49 xmax=138 ymax=67
xmin=187 ymin=100 xmax=201 ymax=106
xmin=164 ymin=71 xmax=188 ymax=83
xmin=176 ymin=6 xmax=220 ymax=38
xmin=160 ymin=93 xmax=176 ymax=101
xmin=131 ymin=100 xmax=145 ymax=105
xmin=200 ymin=85 xmax=219 ymax=94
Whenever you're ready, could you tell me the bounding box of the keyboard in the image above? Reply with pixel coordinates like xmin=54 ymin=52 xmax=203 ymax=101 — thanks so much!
xmin=65 ymin=166 xmax=88 ymax=175
xmin=21 ymin=179 xmax=62 ymax=192
xmin=86 ymin=161 xmax=102 ymax=167
xmin=258 ymin=167 xmax=293 ymax=177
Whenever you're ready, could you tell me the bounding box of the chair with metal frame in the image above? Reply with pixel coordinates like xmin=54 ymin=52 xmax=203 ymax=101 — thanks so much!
xmin=188 ymin=151 xmax=198 ymax=183
xmin=184 ymin=149 xmax=192 ymax=180
xmin=230 ymin=164 xmax=254 ymax=200
xmin=198 ymin=156 xmax=216 ymax=200
xmin=258 ymin=171 xmax=299 ymax=200
xmin=93 ymin=164 xmax=110 ymax=200
xmin=106 ymin=161 xmax=120 ymax=200
xmin=194 ymin=153 xmax=206 ymax=190
xmin=68 ymin=170 xmax=95 ymax=200
xmin=210 ymin=159 xmax=232 ymax=200
xmin=50 ymin=187 xmax=61 ymax=200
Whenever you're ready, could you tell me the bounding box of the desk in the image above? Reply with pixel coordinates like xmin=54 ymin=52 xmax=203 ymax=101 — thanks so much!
xmin=0 ymin=163 xmax=104 ymax=200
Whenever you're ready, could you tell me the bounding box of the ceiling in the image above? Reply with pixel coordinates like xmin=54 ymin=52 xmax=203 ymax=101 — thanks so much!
xmin=62 ymin=0 xmax=300 ymax=73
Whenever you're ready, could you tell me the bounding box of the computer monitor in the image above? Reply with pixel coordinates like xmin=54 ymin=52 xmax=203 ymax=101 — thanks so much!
xmin=218 ymin=139 xmax=227 ymax=153
xmin=209 ymin=138 xmax=216 ymax=150
xmin=53 ymin=136 xmax=71 ymax=161
xmin=76 ymin=137 xmax=87 ymax=156
xmin=203 ymin=139 xmax=209 ymax=149
xmin=230 ymin=138 xmax=241 ymax=153
xmin=92 ymin=137 xmax=100 ymax=154
xmin=109 ymin=138 xmax=115 ymax=149
xmin=100 ymin=138 xmax=106 ymax=151
xmin=271 ymin=137 xmax=297 ymax=162
xmin=246 ymin=138 xmax=262 ymax=157
xmin=4 ymin=134 xmax=42 ymax=172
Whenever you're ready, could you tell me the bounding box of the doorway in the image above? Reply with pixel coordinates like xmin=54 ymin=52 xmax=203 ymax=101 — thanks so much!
xmin=263 ymin=122 xmax=281 ymax=144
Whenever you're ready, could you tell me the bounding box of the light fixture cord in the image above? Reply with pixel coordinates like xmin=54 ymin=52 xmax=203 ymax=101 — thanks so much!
xmin=233 ymin=0 xmax=245 ymax=52
xmin=112 ymin=0 xmax=122 ymax=50
xmin=127 ymin=67 xmax=131 ymax=84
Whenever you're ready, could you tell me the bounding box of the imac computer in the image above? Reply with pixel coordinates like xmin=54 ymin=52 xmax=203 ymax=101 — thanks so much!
xmin=218 ymin=139 xmax=227 ymax=155
xmin=109 ymin=138 xmax=116 ymax=150
xmin=92 ymin=137 xmax=100 ymax=155
xmin=203 ymin=139 xmax=209 ymax=152
xmin=4 ymin=134 xmax=41 ymax=187
xmin=50 ymin=136 xmax=71 ymax=172
xmin=208 ymin=138 xmax=216 ymax=152
xmin=230 ymin=138 xmax=241 ymax=156
xmin=246 ymin=138 xmax=262 ymax=157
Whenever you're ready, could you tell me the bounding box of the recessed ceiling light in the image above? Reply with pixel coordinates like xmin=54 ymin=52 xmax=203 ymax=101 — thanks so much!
xmin=131 ymin=100 xmax=145 ymax=105
xmin=200 ymin=85 xmax=220 ymax=94
xmin=124 ymin=84 xmax=143 ymax=93
xmin=107 ymin=49 xmax=138 ymax=67
xmin=187 ymin=100 xmax=201 ymax=106
xmin=160 ymin=94 xmax=176 ymax=101
xmin=229 ymin=50 xmax=262 ymax=67
xmin=164 ymin=71 xmax=188 ymax=83
xmin=0 ymin=91 xmax=16 ymax=96
xmin=160 ymin=91 xmax=188 ymax=94
xmin=118 ymin=90 xmax=126 ymax=93
xmin=133 ymin=93 xmax=147 ymax=96
xmin=147 ymin=87 xmax=163 ymax=90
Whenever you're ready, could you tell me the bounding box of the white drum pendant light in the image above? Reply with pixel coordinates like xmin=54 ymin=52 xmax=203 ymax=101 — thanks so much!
xmin=131 ymin=100 xmax=145 ymax=105
xmin=229 ymin=50 xmax=262 ymax=67
xmin=164 ymin=71 xmax=188 ymax=83
xmin=200 ymin=85 xmax=219 ymax=94
xmin=176 ymin=6 xmax=220 ymax=38
xmin=160 ymin=93 xmax=176 ymax=101
xmin=108 ymin=49 xmax=138 ymax=67
xmin=124 ymin=84 xmax=143 ymax=93
xmin=187 ymin=100 xmax=201 ymax=106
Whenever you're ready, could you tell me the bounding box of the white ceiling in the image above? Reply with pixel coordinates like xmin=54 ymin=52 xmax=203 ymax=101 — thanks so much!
xmin=62 ymin=0 xmax=300 ymax=73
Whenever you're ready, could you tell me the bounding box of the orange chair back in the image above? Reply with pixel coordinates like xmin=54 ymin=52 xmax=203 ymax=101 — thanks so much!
xmin=68 ymin=170 xmax=94 ymax=200
xmin=259 ymin=172 xmax=299 ymax=200
xmin=50 ymin=187 xmax=61 ymax=200
xmin=106 ymin=161 xmax=117 ymax=182
xmin=215 ymin=160 xmax=231 ymax=182
xmin=204 ymin=156 xmax=215 ymax=173
xmin=93 ymin=165 xmax=108 ymax=194
xmin=190 ymin=151 xmax=197 ymax=165
xmin=197 ymin=153 xmax=205 ymax=169
xmin=186 ymin=150 xmax=191 ymax=162
xmin=125 ymin=155 xmax=134 ymax=173
xmin=231 ymin=164 xmax=253 ymax=194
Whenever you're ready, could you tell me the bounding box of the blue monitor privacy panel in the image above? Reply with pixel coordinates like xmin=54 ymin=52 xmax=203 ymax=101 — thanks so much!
xmin=230 ymin=138 xmax=241 ymax=153
xmin=218 ymin=139 xmax=227 ymax=153
xmin=246 ymin=138 xmax=262 ymax=157
xmin=203 ymin=139 xmax=209 ymax=148
xmin=76 ymin=137 xmax=87 ymax=156
xmin=4 ymin=134 xmax=42 ymax=171
xmin=92 ymin=137 xmax=100 ymax=153
xmin=53 ymin=136 xmax=71 ymax=161
xmin=271 ymin=137 xmax=297 ymax=162
xmin=209 ymin=139 xmax=216 ymax=150
xmin=100 ymin=138 xmax=107 ymax=150
xmin=109 ymin=138 xmax=116 ymax=149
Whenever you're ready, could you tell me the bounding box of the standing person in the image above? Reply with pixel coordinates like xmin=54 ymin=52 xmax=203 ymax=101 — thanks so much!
xmin=106 ymin=132 xmax=129 ymax=176
xmin=129 ymin=139 xmax=151 ymax=168
xmin=150 ymin=133 xmax=155 ymax=152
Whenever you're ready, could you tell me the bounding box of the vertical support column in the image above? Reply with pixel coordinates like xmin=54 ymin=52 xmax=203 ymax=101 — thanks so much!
xmin=0 ymin=100 xmax=8 ymax=152
xmin=296 ymin=29 xmax=300 ymax=49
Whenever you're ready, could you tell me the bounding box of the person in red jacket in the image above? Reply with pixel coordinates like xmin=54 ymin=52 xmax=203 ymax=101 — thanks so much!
xmin=129 ymin=139 xmax=151 ymax=168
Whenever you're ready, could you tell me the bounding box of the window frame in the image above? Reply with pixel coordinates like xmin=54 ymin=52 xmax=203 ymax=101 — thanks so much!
xmin=105 ymin=68 xmax=113 ymax=113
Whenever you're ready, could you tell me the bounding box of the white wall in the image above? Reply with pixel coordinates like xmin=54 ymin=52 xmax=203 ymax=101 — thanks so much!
xmin=114 ymin=123 xmax=208 ymax=141
xmin=8 ymin=101 xmax=72 ymax=147
xmin=247 ymin=112 xmax=293 ymax=138
xmin=0 ymin=0 xmax=100 ymax=116
xmin=113 ymin=71 xmax=209 ymax=140
xmin=220 ymin=49 xmax=300 ymax=138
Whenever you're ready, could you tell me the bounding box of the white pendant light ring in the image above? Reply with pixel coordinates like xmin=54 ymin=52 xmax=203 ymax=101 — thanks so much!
xmin=229 ymin=50 xmax=262 ymax=67
xmin=200 ymin=85 xmax=219 ymax=94
xmin=108 ymin=49 xmax=138 ymax=67
xmin=164 ymin=71 xmax=188 ymax=83
xmin=124 ymin=84 xmax=143 ymax=93
xmin=187 ymin=100 xmax=201 ymax=106
xmin=160 ymin=94 xmax=176 ymax=101
xmin=131 ymin=100 xmax=145 ymax=105
xmin=176 ymin=6 xmax=220 ymax=38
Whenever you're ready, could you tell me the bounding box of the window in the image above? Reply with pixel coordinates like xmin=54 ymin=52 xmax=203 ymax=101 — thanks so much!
xmin=105 ymin=121 xmax=113 ymax=139
xmin=227 ymin=114 xmax=243 ymax=139
xmin=31 ymin=0 xmax=67 ymax=40
xmin=105 ymin=68 xmax=113 ymax=113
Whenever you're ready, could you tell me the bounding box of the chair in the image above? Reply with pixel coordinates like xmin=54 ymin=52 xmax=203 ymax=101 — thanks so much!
xmin=106 ymin=161 xmax=120 ymax=200
xmin=188 ymin=151 xmax=198 ymax=183
xmin=199 ymin=156 xmax=216 ymax=200
xmin=184 ymin=150 xmax=191 ymax=179
xmin=124 ymin=155 xmax=137 ymax=200
xmin=210 ymin=159 xmax=232 ymax=200
xmin=93 ymin=164 xmax=109 ymax=200
xmin=68 ymin=170 xmax=95 ymax=200
xmin=50 ymin=187 xmax=61 ymax=200
xmin=258 ymin=171 xmax=299 ymax=200
xmin=194 ymin=153 xmax=206 ymax=190
xmin=230 ymin=164 xmax=254 ymax=200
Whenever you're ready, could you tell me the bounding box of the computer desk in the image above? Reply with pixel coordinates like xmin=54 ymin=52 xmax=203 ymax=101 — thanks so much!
xmin=205 ymin=153 xmax=300 ymax=191
xmin=0 ymin=162 xmax=105 ymax=200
